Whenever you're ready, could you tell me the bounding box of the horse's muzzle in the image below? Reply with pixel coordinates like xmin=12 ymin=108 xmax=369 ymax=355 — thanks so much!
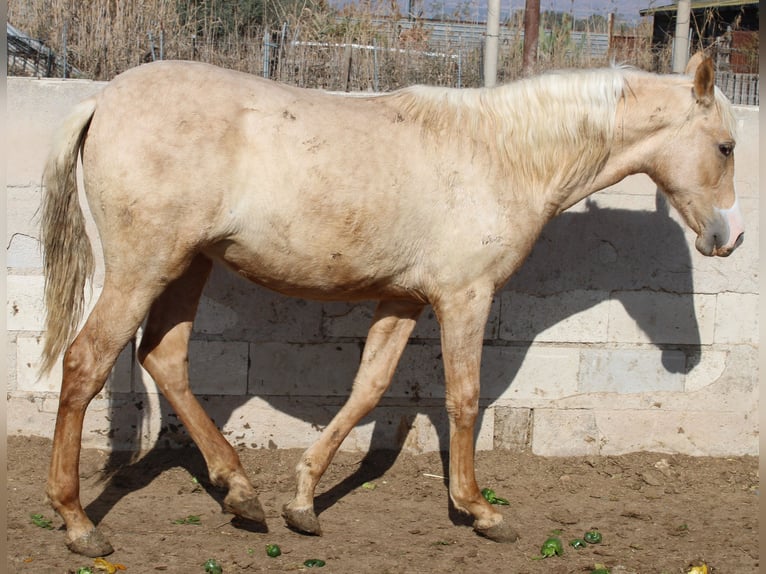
xmin=696 ymin=200 xmax=745 ymax=257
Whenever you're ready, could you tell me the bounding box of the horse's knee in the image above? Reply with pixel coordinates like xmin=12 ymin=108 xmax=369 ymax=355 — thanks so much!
xmin=445 ymin=387 xmax=480 ymax=428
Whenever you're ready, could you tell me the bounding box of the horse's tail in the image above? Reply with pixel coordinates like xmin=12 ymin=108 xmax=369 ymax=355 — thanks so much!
xmin=40 ymin=98 xmax=98 ymax=376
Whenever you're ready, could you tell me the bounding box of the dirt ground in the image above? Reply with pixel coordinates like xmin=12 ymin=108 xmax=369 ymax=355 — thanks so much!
xmin=7 ymin=435 xmax=758 ymax=574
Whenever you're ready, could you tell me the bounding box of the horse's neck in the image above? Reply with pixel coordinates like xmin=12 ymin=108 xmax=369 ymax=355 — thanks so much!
xmin=543 ymin=74 xmax=681 ymax=217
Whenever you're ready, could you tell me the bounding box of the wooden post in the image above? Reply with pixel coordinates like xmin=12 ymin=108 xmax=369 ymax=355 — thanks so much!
xmin=343 ymin=44 xmax=352 ymax=92
xmin=607 ymin=12 xmax=614 ymax=61
xmin=522 ymin=0 xmax=540 ymax=76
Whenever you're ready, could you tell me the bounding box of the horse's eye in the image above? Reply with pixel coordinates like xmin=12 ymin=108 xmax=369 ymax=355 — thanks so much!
xmin=719 ymin=143 xmax=734 ymax=157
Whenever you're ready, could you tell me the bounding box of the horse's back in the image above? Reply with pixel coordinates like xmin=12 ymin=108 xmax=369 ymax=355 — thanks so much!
xmin=79 ymin=62 xmax=449 ymax=299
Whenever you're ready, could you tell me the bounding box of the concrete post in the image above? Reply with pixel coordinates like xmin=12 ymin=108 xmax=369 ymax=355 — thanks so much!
xmin=672 ymin=0 xmax=692 ymax=73
xmin=484 ymin=0 xmax=501 ymax=87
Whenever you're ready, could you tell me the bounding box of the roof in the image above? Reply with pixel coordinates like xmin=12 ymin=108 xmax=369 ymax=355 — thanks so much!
xmin=640 ymin=0 xmax=759 ymax=16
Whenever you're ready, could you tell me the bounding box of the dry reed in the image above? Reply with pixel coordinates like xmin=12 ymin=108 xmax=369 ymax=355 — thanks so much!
xmin=9 ymin=0 xmax=661 ymax=88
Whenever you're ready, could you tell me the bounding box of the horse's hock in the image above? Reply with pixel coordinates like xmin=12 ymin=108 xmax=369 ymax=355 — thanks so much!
xmin=7 ymin=75 xmax=759 ymax=458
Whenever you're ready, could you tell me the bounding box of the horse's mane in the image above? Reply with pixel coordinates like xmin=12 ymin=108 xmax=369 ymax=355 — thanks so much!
xmin=385 ymin=67 xmax=627 ymax=190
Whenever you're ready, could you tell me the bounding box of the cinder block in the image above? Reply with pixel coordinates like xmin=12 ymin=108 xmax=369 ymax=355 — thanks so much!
xmin=714 ymin=292 xmax=758 ymax=344
xmin=16 ymin=335 xmax=134 ymax=393
xmin=390 ymin=342 xmax=580 ymax=404
xmin=320 ymin=301 xmax=375 ymax=338
xmin=531 ymin=409 xmax=601 ymax=456
xmin=7 ymin=275 xmax=46 ymax=331
xmin=179 ymin=397 xmax=490 ymax=454
xmin=8 ymin=272 xmax=104 ymax=334
xmin=499 ymin=290 xmax=609 ymax=343
xmin=195 ymin=295 xmax=241 ymax=335
xmin=183 ymin=340 xmax=249 ymax=395
xmin=532 ymin=407 xmax=758 ymax=457
xmin=481 ymin=345 xmax=580 ymax=401
xmin=7 ymin=395 xmax=57 ymax=439
xmin=248 ymin=342 xmax=360 ymax=397
xmin=7 ymin=233 xmax=43 ymax=269
xmin=200 ymin=266 xmax=324 ymax=342
xmin=8 ymin=393 xmax=151 ymax=451
xmin=684 ymin=349 xmax=728 ymax=392
xmin=492 ymin=407 xmax=532 ymax=450
xmin=607 ymin=291 xmax=716 ymax=345
xmin=6 ymin=185 xmax=43 ymax=244
xmin=7 ymin=77 xmax=105 ymax=186
xmin=388 ymin=344 xmax=444 ymax=401
xmin=594 ymin=409 xmax=758 ymax=456
xmin=505 ymin=191 xmax=701 ymax=297
xmin=16 ymin=336 xmax=63 ymax=393
xmin=8 ymin=337 xmax=18 ymax=391
xmin=197 ymin=397 xmax=494 ymax=454
xmin=732 ymin=107 xmax=759 ymax=199
xmin=579 ymin=348 xmax=685 ymax=394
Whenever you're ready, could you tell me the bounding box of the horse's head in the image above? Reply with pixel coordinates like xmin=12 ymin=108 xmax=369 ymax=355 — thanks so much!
xmin=647 ymin=54 xmax=744 ymax=257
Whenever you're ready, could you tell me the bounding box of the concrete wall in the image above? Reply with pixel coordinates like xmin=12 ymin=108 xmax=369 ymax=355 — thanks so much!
xmin=6 ymin=76 xmax=760 ymax=457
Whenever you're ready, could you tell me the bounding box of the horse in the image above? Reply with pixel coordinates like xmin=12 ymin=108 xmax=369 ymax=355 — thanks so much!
xmin=40 ymin=54 xmax=743 ymax=557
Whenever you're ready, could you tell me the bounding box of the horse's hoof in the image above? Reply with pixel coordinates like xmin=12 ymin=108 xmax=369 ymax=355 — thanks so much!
xmin=223 ymin=493 xmax=266 ymax=524
xmin=66 ymin=528 xmax=114 ymax=557
xmin=474 ymin=519 xmax=519 ymax=543
xmin=282 ymin=505 xmax=322 ymax=536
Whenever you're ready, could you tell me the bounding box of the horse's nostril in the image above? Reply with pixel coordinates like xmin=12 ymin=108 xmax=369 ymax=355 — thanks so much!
xmin=734 ymin=232 xmax=744 ymax=248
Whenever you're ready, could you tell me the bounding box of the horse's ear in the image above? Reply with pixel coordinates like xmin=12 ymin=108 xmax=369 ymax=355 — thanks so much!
xmin=690 ymin=55 xmax=715 ymax=106
xmin=684 ymin=51 xmax=706 ymax=75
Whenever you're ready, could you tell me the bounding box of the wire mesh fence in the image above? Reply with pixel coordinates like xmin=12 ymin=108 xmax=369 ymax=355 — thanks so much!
xmin=6 ymin=13 xmax=759 ymax=105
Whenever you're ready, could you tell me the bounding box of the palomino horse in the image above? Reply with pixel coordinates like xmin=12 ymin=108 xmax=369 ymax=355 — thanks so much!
xmin=41 ymin=54 xmax=743 ymax=557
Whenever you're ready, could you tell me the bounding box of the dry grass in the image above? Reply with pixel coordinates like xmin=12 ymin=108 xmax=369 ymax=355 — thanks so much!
xmin=9 ymin=0 xmax=661 ymax=88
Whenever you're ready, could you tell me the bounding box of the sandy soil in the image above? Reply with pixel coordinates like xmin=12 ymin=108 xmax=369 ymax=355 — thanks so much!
xmin=7 ymin=435 xmax=758 ymax=573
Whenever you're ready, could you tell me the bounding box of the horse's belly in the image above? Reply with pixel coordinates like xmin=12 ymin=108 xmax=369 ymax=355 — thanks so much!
xmin=205 ymin=237 xmax=424 ymax=302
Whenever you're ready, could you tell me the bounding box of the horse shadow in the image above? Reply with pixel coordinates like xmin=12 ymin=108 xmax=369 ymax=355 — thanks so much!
xmin=86 ymin=192 xmax=701 ymax=530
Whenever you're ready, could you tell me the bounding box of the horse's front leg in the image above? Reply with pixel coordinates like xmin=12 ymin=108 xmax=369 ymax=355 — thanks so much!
xmin=283 ymin=300 xmax=423 ymax=535
xmin=435 ymin=287 xmax=519 ymax=543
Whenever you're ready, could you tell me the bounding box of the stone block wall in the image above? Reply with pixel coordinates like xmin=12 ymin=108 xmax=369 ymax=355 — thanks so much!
xmin=6 ymin=76 xmax=759 ymax=457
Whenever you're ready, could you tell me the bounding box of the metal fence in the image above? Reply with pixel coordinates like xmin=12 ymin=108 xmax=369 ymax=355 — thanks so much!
xmin=7 ymin=18 xmax=760 ymax=105
xmin=715 ymin=72 xmax=759 ymax=106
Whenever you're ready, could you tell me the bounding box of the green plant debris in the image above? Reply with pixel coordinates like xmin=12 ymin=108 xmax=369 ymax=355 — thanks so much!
xmin=30 ymin=513 xmax=54 ymax=529
xmin=173 ymin=514 xmax=201 ymax=525
xmin=480 ymin=487 xmax=510 ymax=505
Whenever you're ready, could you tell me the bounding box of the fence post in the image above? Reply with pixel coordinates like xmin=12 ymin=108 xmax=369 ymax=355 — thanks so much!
xmin=343 ymin=44 xmax=352 ymax=91
xmin=671 ymin=0 xmax=691 ymax=72
xmin=263 ymin=30 xmax=270 ymax=79
xmin=148 ymin=32 xmax=157 ymax=61
xmin=61 ymin=21 xmax=68 ymax=78
xmin=484 ymin=0 xmax=500 ymax=87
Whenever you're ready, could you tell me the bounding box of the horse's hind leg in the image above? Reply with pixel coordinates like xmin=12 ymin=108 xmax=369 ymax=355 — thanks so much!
xmin=283 ymin=299 xmax=423 ymax=535
xmin=137 ymin=254 xmax=265 ymax=524
xmin=47 ymin=281 xmax=161 ymax=557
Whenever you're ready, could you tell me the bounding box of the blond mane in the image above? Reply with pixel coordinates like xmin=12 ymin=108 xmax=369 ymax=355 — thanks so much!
xmin=384 ymin=66 xmax=736 ymax=191
xmin=385 ymin=67 xmax=627 ymax=190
